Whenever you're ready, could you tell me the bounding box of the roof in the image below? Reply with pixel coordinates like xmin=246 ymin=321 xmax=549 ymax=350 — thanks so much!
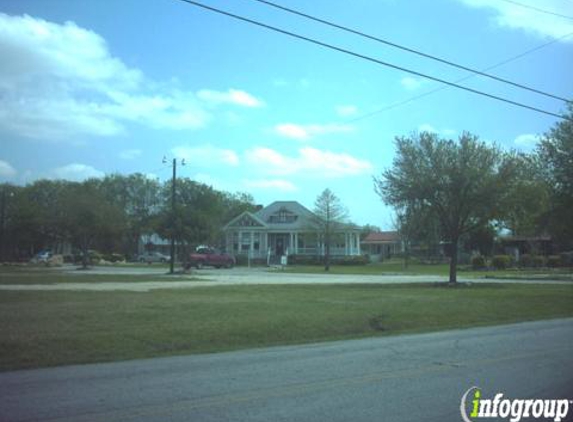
xmin=224 ymin=201 xmax=359 ymax=232
xmin=255 ymin=201 xmax=318 ymax=230
xmin=362 ymin=231 xmax=400 ymax=244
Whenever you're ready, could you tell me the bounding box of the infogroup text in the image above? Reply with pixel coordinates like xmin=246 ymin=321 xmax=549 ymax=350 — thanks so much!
xmin=460 ymin=387 xmax=571 ymax=422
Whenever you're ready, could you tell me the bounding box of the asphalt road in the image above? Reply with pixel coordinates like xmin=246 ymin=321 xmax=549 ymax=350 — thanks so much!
xmin=1 ymin=318 xmax=572 ymax=422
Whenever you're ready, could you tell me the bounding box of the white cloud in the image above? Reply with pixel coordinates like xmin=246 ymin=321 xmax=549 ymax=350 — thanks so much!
xmin=514 ymin=133 xmax=539 ymax=150
xmin=245 ymin=147 xmax=373 ymax=178
xmin=0 ymin=160 xmax=16 ymax=178
xmin=458 ymin=0 xmax=573 ymax=41
xmin=119 ymin=149 xmax=142 ymax=160
xmin=51 ymin=163 xmax=104 ymax=181
xmin=418 ymin=124 xmax=457 ymax=137
xmin=0 ymin=13 xmax=261 ymax=140
xmin=418 ymin=124 xmax=438 ymax=134
xmin=274 ymin=123 xmax=354 ymax=141
xmin=243 ymin=179 xmax=298 ymax=192
xmin=336 ymin=105 xmax=358 ymax=117
xmin=400 ymin=76 xmax=424 ymax=91
xmin=172 ymin=144 xmax=240 ymax=167
xmin=197 ymin=89 xmax=264 ymax=108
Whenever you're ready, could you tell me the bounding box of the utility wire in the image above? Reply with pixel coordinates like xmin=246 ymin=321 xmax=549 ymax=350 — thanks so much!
xmin=499 ymin=0 xmax=573 ymax=20
xmin=175 ymin=0 xmax=572 ymax=122
xmin=249 ymin=0 xmax=570 ymax=103
xmin=348 ymin=32 xmax=573 ymax=123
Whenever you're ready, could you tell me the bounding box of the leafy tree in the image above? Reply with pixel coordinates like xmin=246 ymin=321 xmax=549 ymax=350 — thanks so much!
xmin=501 ymin=153 xmax=550 ymax=236
xmin=62 ymin=181 xmax=125 ymax=268
xmin=359 ymin=224 xmax=381 ymax=240
xmin=98 ymin=173 xmax=161 ymax=257
xmin=537 ymin=105 xmax=573 ymax=249
xmin=375 ymin=131 xmax=519 ymax=284
xmin=313 ymin=188 xmax=348 ymax=272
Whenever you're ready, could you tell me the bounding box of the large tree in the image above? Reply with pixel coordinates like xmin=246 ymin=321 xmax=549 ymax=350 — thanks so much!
xmin=375 ymin=131 xmax=518 ymax=284
xmin=313 ymin=188 xmax=348 ymax=272
xmin=537 ymin=105 xmax=573 ymax=249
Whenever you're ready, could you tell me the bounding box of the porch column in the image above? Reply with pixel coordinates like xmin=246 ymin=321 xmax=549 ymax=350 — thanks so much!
xmin=249 ymin=231 xmax=254 ymax=254
xmin=294 ymin=232 xmax=298 ymax=254
xmin=238 ymin=230 xmax=243 ymax=254
xmin=356 ymin=233 xmax=361 ymax=255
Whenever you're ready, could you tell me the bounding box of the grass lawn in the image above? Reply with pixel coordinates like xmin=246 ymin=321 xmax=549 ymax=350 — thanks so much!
xmin=283 ymin=259 xmax=573 ymax=280
xmin=0 ymin=265 xmax=194 ymax=285
xmin=1 ymin=281 xmax=572 ymax=371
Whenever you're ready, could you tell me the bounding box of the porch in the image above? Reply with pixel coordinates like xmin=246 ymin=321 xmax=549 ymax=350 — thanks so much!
xmin=225 ymin=230 xmax=362 ymax=258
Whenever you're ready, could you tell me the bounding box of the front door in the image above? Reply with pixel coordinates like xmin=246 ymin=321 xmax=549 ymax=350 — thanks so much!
xmin=276 ymin=238 xmax=284 ymax=256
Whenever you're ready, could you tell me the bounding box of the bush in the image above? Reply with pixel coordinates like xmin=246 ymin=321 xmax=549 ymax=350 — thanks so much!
xmin=288 ymin=255 xmax=323 ymax=266
xmin=102 ymin=253 xmax=125 ymax=263
xmin=519 ymin=254 xmax=545 ymax=268
xmin=546 ymin=255 xmax=562 ymax=268
xmin=492 ymin=255 xmax=512 ymax=270
xmin=471 ymin=255 xmax=486 ymax=270
xmin=332 ymin=255 xmax=370 ymax=266
xmin=560 ymin=251 xmax=573 ymax=267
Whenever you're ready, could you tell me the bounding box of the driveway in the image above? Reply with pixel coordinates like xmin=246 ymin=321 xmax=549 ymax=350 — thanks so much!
xmin=1 ymin=318 xmax=572 ymax=422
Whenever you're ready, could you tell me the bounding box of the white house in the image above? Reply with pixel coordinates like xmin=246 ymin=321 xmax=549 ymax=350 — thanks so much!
xmin=223 ymin=201 xmax=361 ymax=258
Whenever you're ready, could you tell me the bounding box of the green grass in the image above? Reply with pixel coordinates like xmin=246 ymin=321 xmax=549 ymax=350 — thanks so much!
xmin=0 ymin=282 xmax=572 ymax=371
xmin=283 ymin=259 xmax=573 ymax=280
xmin=0 ymin=266 xmax=195 ymax=285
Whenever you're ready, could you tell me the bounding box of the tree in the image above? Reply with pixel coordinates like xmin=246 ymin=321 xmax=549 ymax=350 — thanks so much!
xmin=313 ymin=189 xmax=348 ymax=272
xmin=501 ymin=154 xmax=550 ymax=236
xmin=537 ymin=105 xmax=573 ymax=249
xmin=98 ymin=174 xmax=161 ymax=258
xmin=62 ymin=181 xmax=126 ymax=269
xmin=375 ymin=131 xmax=519 ymax=284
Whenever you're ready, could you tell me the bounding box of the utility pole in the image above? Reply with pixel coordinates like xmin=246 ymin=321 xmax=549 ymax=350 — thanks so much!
xmin=163 ymin=156 xmax=185 ymax=274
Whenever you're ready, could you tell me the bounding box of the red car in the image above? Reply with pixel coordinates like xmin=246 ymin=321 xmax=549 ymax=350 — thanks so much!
xmin=187 ymin=247 xmax=235 ymax=269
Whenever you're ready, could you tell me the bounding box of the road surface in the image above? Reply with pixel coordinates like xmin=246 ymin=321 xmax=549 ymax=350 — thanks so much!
xmin=1 ymin=318 xmax=572 ymax=422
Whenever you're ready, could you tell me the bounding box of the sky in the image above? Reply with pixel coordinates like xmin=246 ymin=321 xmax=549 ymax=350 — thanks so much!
xmin=0 ymin=0 xmax=572 ymax=229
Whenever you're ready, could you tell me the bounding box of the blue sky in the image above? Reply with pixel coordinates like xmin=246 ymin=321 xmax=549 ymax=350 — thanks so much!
xmin=0 ymin=0 xmax=571 ymax=228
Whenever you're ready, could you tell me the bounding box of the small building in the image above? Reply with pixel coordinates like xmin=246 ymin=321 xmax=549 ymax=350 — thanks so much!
xmin=361 ymin=231 xmax=402 ymax=261
xmin=223 ymin=201 xmax=361 ymax=259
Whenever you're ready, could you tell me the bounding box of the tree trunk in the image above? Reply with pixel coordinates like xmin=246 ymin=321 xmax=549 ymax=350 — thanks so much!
xmin=448 ymin=238 xmax=458 ymax=284
xmin=81 ymin=239 xmax=89 ymax=270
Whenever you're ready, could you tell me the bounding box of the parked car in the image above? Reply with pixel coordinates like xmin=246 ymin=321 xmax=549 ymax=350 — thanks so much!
xmin=137 ymin=251 xmax=170 ymax=264
xmin=187 ymin=247 xmax=235 ymax=269
xmin=31 ymin=250 xmax=52 ymax=263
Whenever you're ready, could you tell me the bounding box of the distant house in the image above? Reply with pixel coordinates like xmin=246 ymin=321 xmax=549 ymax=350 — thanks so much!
xmin=361 ymin=231 xmax=402 ymax=261
xmin=498 ymin=235 xmax=554 ymax=258
xmin=223 ymin=201 xmax=361 ymax=258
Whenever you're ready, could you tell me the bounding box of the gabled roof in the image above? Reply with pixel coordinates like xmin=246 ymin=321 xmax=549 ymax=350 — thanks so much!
xmin=362 ymin=231 xmax=400 ymax=243
xmin=223 ymin=210 xmax=267 ymax=230
xmin=255 ymin=201 xmax=317 ymax=230
xmin=224 ymin=201 xmax=360 ymax=232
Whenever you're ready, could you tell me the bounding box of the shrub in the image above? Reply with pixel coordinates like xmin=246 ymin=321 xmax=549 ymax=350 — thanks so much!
xmin=332 ymin=255 xmax=370 ymax=266
xmin=560 ymin=251 xmax=573 ymax=267
xmin=471 ymin=255 xmax=486 ymax=270
xmin=103 ymin=253 xmax=125 ymax=263
xmin=546 ymin=255 xmax=562 ymax=268
xmin=492 ymin=255 xmax=512 ymax=270
xmin=519 ymin=254 xmax=546 ymax=268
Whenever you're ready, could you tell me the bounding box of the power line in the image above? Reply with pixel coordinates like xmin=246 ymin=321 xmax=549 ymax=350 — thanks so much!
xmin=248 ymin=0 xmax=570 ymax=103
xmin=175 ymin=0 xmax=572 ymax=122
xmin=499 ymin=0 xmax=573 ymax=20
xmin=348 ymin=32 xmax=573 ymax=123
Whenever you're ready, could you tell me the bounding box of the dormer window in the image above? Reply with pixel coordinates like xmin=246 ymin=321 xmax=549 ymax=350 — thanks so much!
xmin=269 ymin=207 xmax=298 ymax=224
